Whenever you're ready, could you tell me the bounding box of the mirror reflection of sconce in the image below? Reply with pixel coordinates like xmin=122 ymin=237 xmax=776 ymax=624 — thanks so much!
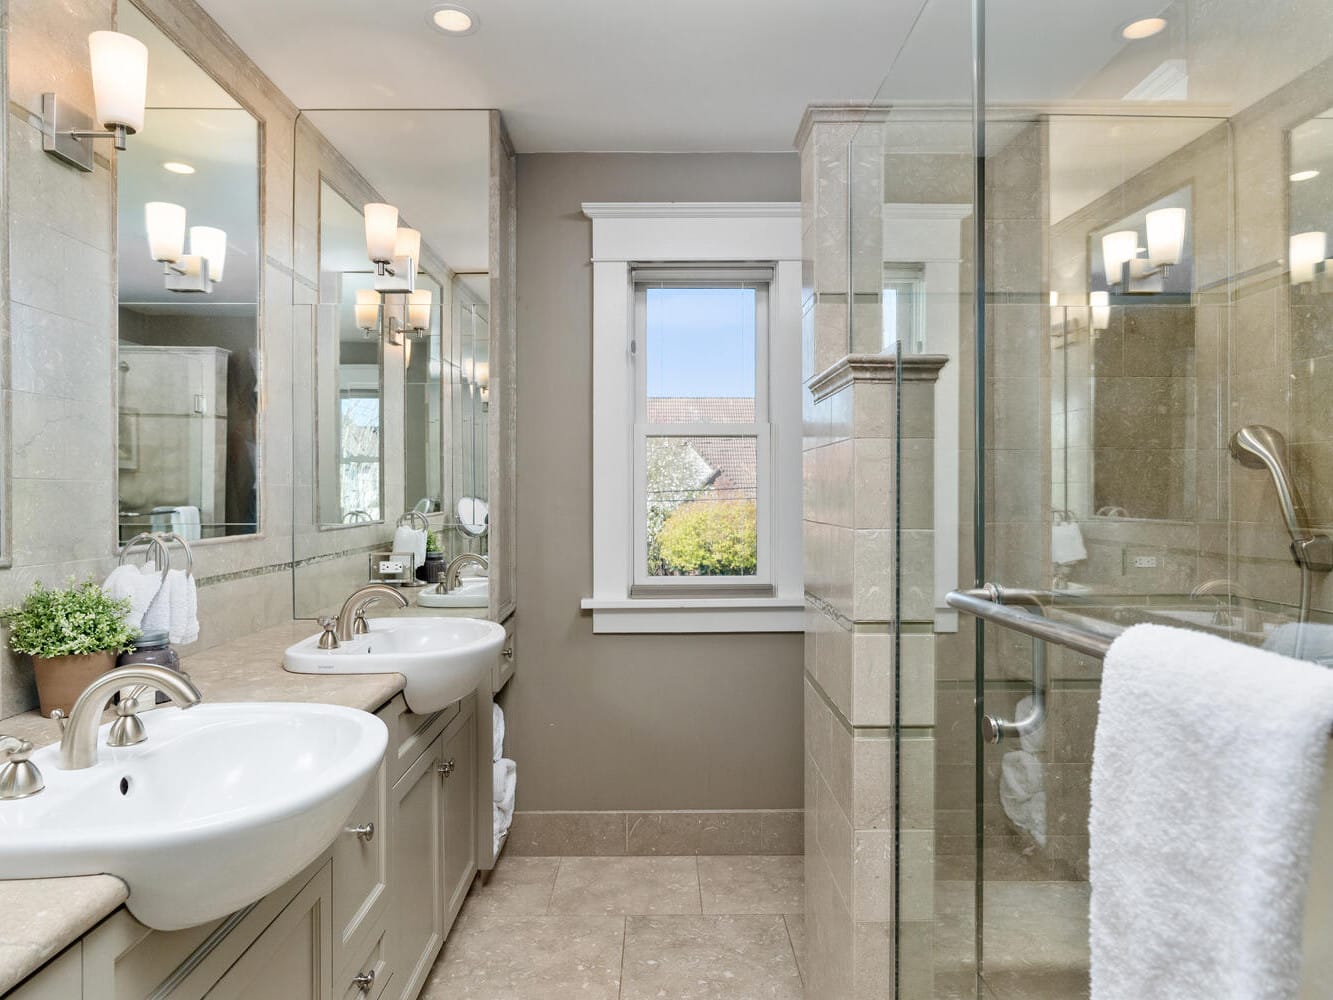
xmin=356 ymin=286 xmax=432 ymax=348
xmin=1090 ymin=291 xmax=1110 ymax=332
xmin=43 ymin=31 xmax=148 ymax=172
xmin=474 ymin=361 xmax=490 ymax=403
xmin=1290 ymin=231 xmax=1327 ymax=286
xmin=1101 ymin=208 xmax=1187 ymax=290
xmin=364 ymin=203 xmax=418 ymax=293
xmin=145 ymin=202 xmax=227 ymax=293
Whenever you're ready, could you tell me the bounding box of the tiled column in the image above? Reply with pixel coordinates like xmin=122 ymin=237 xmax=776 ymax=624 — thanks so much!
xmin=798 ymin=105 xmax=945 ymax=1000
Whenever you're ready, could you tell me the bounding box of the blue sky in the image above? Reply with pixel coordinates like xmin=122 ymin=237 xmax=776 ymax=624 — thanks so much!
xmin=646 ymin=287 xmax=755 ymax=399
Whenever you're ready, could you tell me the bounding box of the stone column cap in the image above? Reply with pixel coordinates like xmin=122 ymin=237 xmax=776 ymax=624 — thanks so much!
xmin=807 ymin=353 xmax=948 ymax=402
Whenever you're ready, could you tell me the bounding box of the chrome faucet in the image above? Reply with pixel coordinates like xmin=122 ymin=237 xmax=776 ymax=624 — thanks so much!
xmin=336 ymin=584 xmax=409 ymax=641
xmin=1191 ymin=578 xmax=1262 ymax=633
xmin=59 ymin=665 xmax=202 ymax=771
xmin=440 ymin=552 xmax=488 ymax=593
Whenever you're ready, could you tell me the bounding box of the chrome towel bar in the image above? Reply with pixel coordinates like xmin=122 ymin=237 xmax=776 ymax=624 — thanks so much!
xmin=947 ymin=585 xmax=1114 ymax=660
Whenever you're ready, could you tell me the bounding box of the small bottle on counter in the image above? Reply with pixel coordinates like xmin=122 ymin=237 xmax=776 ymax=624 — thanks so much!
xmin=116 ymin=630 xmax=183 ymax=704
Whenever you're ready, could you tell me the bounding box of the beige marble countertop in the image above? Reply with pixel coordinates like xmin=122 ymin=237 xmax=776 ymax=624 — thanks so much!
xmin=0 ymin=620 xmax=406 ymax=995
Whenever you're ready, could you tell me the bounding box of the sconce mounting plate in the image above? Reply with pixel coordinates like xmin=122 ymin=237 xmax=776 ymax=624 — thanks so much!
xmin=374 ymin=256 xmax=418 ymax=294
xmin=41 ymin=93 xmax=95 ymax=172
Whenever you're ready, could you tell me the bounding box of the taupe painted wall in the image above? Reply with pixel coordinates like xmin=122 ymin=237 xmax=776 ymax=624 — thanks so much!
xmin=508 ymin=153 xmax=804 ymax=811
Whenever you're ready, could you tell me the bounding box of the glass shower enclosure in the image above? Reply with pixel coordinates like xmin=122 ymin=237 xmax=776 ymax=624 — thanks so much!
xmin=850 ymin=0 xmax=1333 ymax=995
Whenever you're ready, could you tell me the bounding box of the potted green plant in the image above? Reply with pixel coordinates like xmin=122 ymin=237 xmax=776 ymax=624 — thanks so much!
xmin=1 ymin=580 xmax=140 ymax=716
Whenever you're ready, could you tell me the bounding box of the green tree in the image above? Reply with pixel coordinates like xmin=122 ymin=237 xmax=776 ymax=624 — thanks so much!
xmin=657 ymin=500 xmax=758 ymax=576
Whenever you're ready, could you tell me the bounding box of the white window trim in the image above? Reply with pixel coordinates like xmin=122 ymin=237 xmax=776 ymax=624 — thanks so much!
xmin=581 ymin=202 xmax=803 ymax=634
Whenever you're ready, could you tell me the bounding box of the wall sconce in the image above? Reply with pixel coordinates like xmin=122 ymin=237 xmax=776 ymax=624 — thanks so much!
xmin=355 ymin=289 xmax=382 ymax=336
xmin=1090 ymin=291 xmax=1110 ymax=332
xmin=407 ymin=289 xmax=433 ymax=335
xmin=1290 ymin=231 xmax=1327 ymax=286
xmin=1145 ymin=208 xmax=1186 ymax=275
xmin=43 ymin=31 xmax=148 ymax=172
xmin=1101 ymin=230 xmax=1138 ymax=288
xmin=364 ymin=204 xmax=417 ymax=293
xmin=145 ymin=202 xmax=226 ymax=293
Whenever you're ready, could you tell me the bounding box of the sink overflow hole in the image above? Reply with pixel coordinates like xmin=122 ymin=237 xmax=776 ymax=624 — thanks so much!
xmin=119 ymin=776 xmax=131 ymax=796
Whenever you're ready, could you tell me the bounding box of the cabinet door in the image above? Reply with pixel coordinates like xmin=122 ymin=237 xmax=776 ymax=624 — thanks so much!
xmin=332 ymin=758 xmax=389 ymax=967
xmin=204 ymin=863 xmax=333 ymax=1000
xmin=9 ymin=944 xmax=82 ymax=1000
xmin=441 ymin=706 xmax=478 ymax=931
xmin=389 ymin=735 xmax=444 ymax=1000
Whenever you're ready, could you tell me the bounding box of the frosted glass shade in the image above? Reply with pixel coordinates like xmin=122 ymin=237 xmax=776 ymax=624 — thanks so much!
xmin=473 ymin=361 xmax=490 ymax=389
xmin=394 ymin=227 xmax=422 ymax=263
xmin=1290 ymin=231 xmax=1327 ymax=285
xmin=407 ymin=289 xmax=433 ymax=330
xmin=1101 ymin=230 xmax=1138 ymax=284
xmin=355 ymin=289 xmax=381 ymax=330
xmin=1146 ymin=208 xmax=1186 ymax=265
xmin=145 ymin=202 xmax=186 ymax=262
xmin=1090 ymin=290 xmax=1110 ymax=331
xmin=89 ymin=31 xmax=148 ymax=133
xmin=189 ymin=226 xmax=227 ymax=283
xmin=364 ymin=204 xmax=399 ymax=262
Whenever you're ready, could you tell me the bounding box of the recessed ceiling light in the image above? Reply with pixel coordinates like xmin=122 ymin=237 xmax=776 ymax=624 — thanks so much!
xmin=428 ymin=4 xmax=478 ymax=35
xmin=1121 ymin=16 xmax=1167 ymax=40
xmin=1291 ymin=169 xmax=1321 ymax=182
xmin=163 ymin=161 xmax=195 ymax=174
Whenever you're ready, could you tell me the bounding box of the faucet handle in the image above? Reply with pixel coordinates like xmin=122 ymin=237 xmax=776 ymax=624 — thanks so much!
xmin=49 ymin=710 xmax=67 ymax=733
xmin=0 ymin=736 xmax=32 ymax=758
xmin=317 ymin=616 xmax=340 ymax=650
xmin=107 ymin=696 xmax=148 ymax=748
xmin=0 ymin=737 xmax=43 ymax=800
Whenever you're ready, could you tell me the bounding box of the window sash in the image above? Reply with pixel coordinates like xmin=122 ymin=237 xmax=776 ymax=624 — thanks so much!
xmin=630 ymin=271 xmax=773 ymax=592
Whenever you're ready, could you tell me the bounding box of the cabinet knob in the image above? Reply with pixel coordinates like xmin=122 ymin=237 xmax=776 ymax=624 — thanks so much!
xmin=502 ymin=646 xmax=514 ymax=660
xmin=351 ymin=967 xmax=376 ymax=992
xmin=345 ymin=821 xmax=375 ymax=842
xmin=436 ymin=758 xmax=456 ymax=777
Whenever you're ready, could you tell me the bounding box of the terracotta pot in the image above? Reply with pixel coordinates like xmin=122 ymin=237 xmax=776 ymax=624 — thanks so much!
xmin=32 ymin=651 xmax=117 ymax=717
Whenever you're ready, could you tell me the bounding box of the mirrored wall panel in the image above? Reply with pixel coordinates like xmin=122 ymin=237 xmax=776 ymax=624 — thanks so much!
xmin=116 ymin=3 xmax=260 ymax=542
xmin=451 ymin=275 xmax=490 ymax=548
xmin=405 ymin=270 xmax=444 ymax=515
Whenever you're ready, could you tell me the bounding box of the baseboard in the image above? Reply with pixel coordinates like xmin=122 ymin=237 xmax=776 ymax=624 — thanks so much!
xmin=504 ymin=809 xmax=804 ymax=857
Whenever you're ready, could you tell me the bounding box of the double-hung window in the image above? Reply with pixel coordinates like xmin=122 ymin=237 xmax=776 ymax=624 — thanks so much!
xmin=582 ymin=202 xmax=803 ymax=633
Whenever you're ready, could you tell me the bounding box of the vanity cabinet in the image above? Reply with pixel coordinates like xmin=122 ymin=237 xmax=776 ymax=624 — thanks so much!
xmin=4 ymin=692 xmax=482 ymax=1000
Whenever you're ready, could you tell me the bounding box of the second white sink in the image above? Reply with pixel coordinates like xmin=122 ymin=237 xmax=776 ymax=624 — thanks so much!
xmin=284 ymin=616 xmax=504 ymax=713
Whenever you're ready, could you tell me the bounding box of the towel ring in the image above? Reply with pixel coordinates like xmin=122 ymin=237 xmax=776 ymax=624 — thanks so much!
xmin=397 ymin=510 xmax=430 ymax=532
xmin=118 ymin=533 xmax=171 ymax=582
xmin=156 ymin=532 xmax=195 ymax=578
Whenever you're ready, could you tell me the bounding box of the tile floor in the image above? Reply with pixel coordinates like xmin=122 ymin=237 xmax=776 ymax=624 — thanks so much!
xmin=422 ymin=855 xmax=805 ymax=1000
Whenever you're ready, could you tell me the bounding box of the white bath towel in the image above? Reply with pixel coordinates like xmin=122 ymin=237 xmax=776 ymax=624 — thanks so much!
xmin=172 ymin=506 xmax=201 ymax=542
xmin=392 ymin=526 xmax=427 ymax=575
xmin=161 ymin=569 xmax=199 ymax=646
xmin=493 ymin=702 xmax=505 ymax=762
xmin=493 ymin=757 xmax=516 ymax=809
xmin=1051 ymin=521 xmax=1087 ymax=565
xmin=103 ymin=565 xmax=162 ymax=630
xmin=493 ymin=803 xmax=511 ymax=856
xmin=140 ymin=565 xmax=171 ymax=636
xmin=1090 ymin=623 xmax=1333 ymax=1000
xmin=998 ymin=696 xmax=1047 ymax=846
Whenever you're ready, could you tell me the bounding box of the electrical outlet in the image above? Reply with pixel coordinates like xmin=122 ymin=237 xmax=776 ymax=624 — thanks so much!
xmin=1132 ymin=555 xmax=1159 ymax=569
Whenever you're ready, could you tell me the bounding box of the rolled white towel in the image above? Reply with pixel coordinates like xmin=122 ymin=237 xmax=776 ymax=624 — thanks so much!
xmin=493 ymin=804 xmax=511 ymax=856
xmin=139 ymin=565 xmax=171 ymax=635
xmin=1000 ymin=750 xmax=1047 ymax=846
xmin=172 ymin=506 xmax=201 ymax=542
xmin=493 ymin=702 xmax=505 ymax=761
xmin=493 ymin=757 xmax=516 ymax=812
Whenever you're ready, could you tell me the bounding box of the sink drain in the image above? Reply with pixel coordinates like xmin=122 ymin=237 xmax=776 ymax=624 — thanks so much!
xmin=119 ymin=776 xmax=131 ymax=796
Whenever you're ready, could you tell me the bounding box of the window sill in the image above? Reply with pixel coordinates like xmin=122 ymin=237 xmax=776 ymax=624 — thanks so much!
xmin=580 ymin=596 xmax=805 ymax=634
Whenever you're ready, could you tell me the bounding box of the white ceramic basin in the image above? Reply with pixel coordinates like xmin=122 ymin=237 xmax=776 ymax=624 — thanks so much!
xmin=284 ymin=616 xmax=504 ymax=713
xmin=0 ymin=703 xmax=386 ymax=931
xmin=417 ymin=576 xmax=489 ymax=608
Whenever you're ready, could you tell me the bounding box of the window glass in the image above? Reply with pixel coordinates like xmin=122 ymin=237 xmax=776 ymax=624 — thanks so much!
xmin=645 ymin=287 xmax=756 ymax=420
xmin=645 ymin=435 xmax=758 ymax=577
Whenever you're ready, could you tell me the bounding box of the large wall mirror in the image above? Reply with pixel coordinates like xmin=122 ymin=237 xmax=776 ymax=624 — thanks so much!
xmin=116 ymin=3 xmax=261 ymax=542
xmin=292 ymin=109 xmax=512 ymax=619
xmin=317 ymin=180 xmax=385 ymax=526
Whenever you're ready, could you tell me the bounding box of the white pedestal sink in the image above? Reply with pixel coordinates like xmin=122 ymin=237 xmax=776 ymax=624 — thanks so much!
xmin=417 ymin=576 xmax=489 ymax=608
xmin=0 ymin=703 xmax=386 ymax=930
xmin=284 ymin=616 xmax=505 ymax=713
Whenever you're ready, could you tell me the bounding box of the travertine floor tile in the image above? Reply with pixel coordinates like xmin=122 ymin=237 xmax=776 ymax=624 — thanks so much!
xmin=548 ymin=856 xmax=702 ymax=915
xmin=783 ymin=913 xmax=806 ymax=984
xmin=421 ymin=913 xmax=624 ymax=1000
xmin=463 ymin=856 xmax=560 ymax=916
xmin=698 ymin=855 xmax=804 ymax=914
xmin=621 ymin=915 xmax=803 ymax=999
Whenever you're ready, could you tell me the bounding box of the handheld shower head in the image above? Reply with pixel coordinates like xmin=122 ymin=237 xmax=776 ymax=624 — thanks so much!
xmin=1229 ymin=424 xmax=1333 ymax=571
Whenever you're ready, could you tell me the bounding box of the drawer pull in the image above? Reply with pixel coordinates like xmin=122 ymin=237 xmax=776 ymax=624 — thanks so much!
xmin=502 ymin=646 xmax=514 ymax=660
xmin=345 ymin=821 xmax=375 ymax=842
xmin=351 ymin=967 xmax=376 ymax=992
xmin=436 ymin=758 xmax=456 ymax=777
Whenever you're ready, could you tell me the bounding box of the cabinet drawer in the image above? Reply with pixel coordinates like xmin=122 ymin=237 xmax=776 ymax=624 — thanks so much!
xmin=377 ymin=694 xmax=457 ymax=785
xmin=494 ymin=618 xmax=516 ymax=693
xmin=337 ymin=926 xmax=391 ymax=1000
xmin=332 ymin=759 xmax=389 ymax=963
